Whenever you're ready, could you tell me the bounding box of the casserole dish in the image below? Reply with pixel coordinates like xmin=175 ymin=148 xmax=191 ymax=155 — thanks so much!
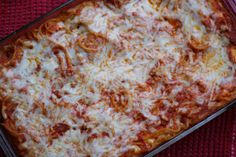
xmin=0 ymin=0 xmax=236 ymax=157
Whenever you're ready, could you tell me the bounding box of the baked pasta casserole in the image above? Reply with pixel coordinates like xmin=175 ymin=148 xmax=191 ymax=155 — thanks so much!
xmin=0 ymin=0 xmax=236 ymax=156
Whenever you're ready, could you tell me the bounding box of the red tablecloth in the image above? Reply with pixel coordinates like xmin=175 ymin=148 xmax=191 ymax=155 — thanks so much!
xmin=0 ymin=1 xmax=235 ymax=157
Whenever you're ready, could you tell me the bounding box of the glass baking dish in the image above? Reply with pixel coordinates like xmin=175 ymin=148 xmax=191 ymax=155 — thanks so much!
xmin=0 ymin=0 xmax=236 ymax=157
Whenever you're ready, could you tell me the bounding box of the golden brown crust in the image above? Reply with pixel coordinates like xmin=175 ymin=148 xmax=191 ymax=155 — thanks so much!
xmin=227 ymin=45 xmax=236 ymax=63
xmin=208 ymin=0 xmax=233 ymax=37
xmin=188 ymin=36 xmax=209 ymax=52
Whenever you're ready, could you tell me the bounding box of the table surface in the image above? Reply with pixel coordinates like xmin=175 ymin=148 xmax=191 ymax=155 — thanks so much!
xmin=0 ymin=1 xmax=235 ymax=157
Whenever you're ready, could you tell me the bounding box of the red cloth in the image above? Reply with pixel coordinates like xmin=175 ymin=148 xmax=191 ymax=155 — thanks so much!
xmin=0 ymin=1 xmax=235 ymax=157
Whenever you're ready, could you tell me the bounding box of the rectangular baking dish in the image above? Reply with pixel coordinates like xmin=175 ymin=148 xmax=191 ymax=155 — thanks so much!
xmin=0 ymin=0 xmax=236 ymax=157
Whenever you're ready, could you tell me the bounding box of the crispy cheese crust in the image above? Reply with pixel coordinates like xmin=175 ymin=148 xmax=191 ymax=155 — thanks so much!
xmin=0 ymin=0 xmax=235 ymax=157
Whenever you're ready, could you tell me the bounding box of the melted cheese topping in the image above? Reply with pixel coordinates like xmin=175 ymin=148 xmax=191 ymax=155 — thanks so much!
xmin=0 ymin=0 xmax=235 ymax=157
